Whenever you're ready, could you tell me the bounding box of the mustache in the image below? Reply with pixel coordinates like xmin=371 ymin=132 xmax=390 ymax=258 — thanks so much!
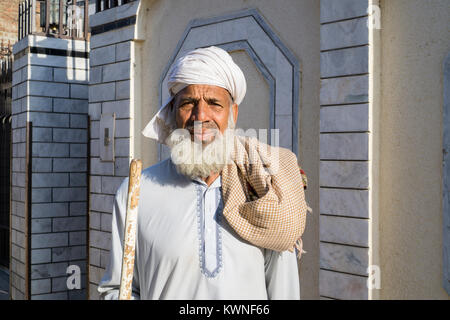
xmin=185 ymin=121 xmax=219 ymax=132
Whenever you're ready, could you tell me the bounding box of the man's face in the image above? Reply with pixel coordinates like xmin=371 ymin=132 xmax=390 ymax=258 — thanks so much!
xmin=173 ymin=84 xmax=238 ymax=144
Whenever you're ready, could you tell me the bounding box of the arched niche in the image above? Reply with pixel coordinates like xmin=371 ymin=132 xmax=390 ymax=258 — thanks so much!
xmin=158 ymin=8 xmax=300 ymax=160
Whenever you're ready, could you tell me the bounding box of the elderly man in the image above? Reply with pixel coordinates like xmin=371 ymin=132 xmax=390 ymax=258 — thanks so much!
xmin=98 ymin=46 xmax=308 ymax=300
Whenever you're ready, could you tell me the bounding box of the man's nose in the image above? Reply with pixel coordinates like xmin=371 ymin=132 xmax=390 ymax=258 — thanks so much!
xmin=191 ymin=100 xmax=209 ymax=122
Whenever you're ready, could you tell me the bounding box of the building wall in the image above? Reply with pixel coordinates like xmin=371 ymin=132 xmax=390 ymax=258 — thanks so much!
xmin=379 ymin=0 xmax=450 ymax=299
xmin=136 ymin=0 xmax=320 ymax=299
xmin=0 ymin=0 xmax=21 ymax=46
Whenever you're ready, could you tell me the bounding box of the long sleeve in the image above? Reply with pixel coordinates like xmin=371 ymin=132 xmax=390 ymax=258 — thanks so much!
xmin=264 ymin=249 xmax=300 ymax=300
xmin=97 ymin=178 xmax=141 ymax=300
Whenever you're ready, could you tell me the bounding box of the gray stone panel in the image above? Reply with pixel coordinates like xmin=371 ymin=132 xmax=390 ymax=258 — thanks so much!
xmin=320 ymin=188 xmax=369 ymax=218
xmin=116 ymin=42 xmax=131 ymax=62
xmin=31 ymin=249 xmax=52 ymax=264
xmin=320 ymin=104 xmax=369 ymax=132
xmin=31 ymin=279 xmax=51 ymax=295
xmin=114 ymin=157 xmax=131 ymax=177
xmin=90 ymin=26 xmax=135 ymax=50
xmin=320 ymin=269 xmax=368 ymax=300
xmin=53 ymin=217 xmax=87 ymax=232
xmin=53 ymin=68 xmax=88 ymax=83
xmin=320 ymin=75 xmax=369 ymax=105
xmin=114 ymin=138 xmax=130 ymax=157
xmin=90 ymin=230 xmax=111 ymax=250
xmin=31 ymin=262 xmax=69 ymax=279
xmin=28 ymin=81 xmax=70 ymax=98
xmin=53 ymin=158 xmax=87 ymax=172
xmin=70 ymin=173 xmax=87 ymax=187
xmin=32 ymin=188 xmax=52 ymax=203
xmin=32 ymin=142 xmax=70 ymax=157
xmin=31 ymin=233 xmax=68 ymax=249
xmin=320 ymin=17 xmax=369 ymax=51
xmin=89 ymin=82 xmax=116 ymax=103
xmin=320 ymin=215 xmax=369 ymax=247
xmin=115 ymin=80 xmax=130 ymax=100
xmin=320 ymin=242 xmax=369 ymax=276
xmin=114 ymin=119 xmax=130 ymax=138
xmin=69 ymin=231 xmax=86 ymax=246
xmin=70 ymin=84 xmax=89 ymax=99
xmin=70 ymin=114 xmax=88 ymax=129
xmin=29 ymin=54 xmax=88 ymax=69
xmin=101 ymin=176 xmax=125 ymax=195
xmin=69 ymin=202 xmax=87 ymax=216
xmin=89 ymin=211 xmax=100 ymax=230
xmin=90 ymin=194 xmax=114 ymax=213
xmin=32 ymin=127 xmax=52 ymax=142
xmin=90 ymin=66 xmax=102 ymax=84
xmin=32 ymin=173 xmax=69 ymax=188
xmin=90 ymin=157 xmax=114 ymax=175
xmin=90 ymin=176 xmax=101 ymax=194
xmin=29 ymin=112 xmax=69 ymax=128
xmin=101 ymin=213 xmax=112 ymax=232
xmin=31 ymin=218 xmax=52 ymax=234
xmin=27 ymin=66 xmax=53 ymax=81
xmin=320 ymin=161 xmax=369 ymax=189
xmin=102 ymin=61 xmax=130 ymax=82
xmin=70 ymin=144 xmax=87 ymax=157
xmin=90 ymin=44 xmax=116 ymax=67
xmin=32 ymin=203 xmax=68 ymax=218
xmin=32 ymin=158 xmax=52 ymax=173
xmin=321 ymin=0 xmax=369 ymax=23
xmin=321 ymin=46 xmax=368 ymax=78
xmin=88 ymin=103 xmax=101 ymax=120
xmin=52 ymin=187 xmax=87 ymax=202
xmin=320 ymin=133 xmax=369 ymax=160
xmin=102 ymin=100 xmax=130 ymax=119
xmin=27 ymin=35 xmax=88 ymax=52
xmin=31 ymin=292 xmax=68 ymax=300
xmin=53 ymin=98 xmax=88 ymax=114
xmin=89 ymin=0 xmax=139 ymax=28
xmin=52 ymin=128 xmax=87 ymax=143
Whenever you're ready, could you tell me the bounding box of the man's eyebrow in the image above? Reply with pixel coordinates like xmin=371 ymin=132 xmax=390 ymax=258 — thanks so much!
xmin=177 ymin=97 xmax=198 ymax=105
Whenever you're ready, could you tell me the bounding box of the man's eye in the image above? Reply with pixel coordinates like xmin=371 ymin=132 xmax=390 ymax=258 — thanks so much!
xmin=179 ymin=103 xmax=193 ymax=109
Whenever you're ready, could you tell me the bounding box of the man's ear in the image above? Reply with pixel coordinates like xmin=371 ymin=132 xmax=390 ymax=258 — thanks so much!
xmin=232 ymin=103 xmax=239 ymax=124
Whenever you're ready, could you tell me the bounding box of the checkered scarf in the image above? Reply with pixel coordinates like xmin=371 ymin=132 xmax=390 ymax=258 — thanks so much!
xmin=221 ymin=135 xmax=310 ymax=257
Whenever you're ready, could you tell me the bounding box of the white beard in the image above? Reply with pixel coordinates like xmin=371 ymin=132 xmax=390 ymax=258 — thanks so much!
xmin=165 ymin=125 xmax=235 ymax=180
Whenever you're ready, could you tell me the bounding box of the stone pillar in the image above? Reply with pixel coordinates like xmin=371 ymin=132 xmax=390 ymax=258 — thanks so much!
xmin=319 ymin=0 xmax=380 ymax=300
xmin=87 ymin=0 xmax=141 ymax=299
xmin=11 ymin=35 xmax=89 ymax=300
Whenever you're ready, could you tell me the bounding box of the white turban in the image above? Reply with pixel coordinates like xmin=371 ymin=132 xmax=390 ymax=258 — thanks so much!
xmin=142 ymin=46 xmax=247 ymax=144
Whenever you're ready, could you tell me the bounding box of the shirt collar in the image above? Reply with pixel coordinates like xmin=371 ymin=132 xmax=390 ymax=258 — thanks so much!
xmin=192 ymin=175 xmax=222 ymax=189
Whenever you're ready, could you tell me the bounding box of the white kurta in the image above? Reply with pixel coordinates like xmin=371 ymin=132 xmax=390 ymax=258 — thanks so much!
xmin=98 ymin=159 xmax=300 ymax=300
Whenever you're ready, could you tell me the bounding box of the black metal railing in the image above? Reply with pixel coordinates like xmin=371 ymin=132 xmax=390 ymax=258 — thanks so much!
xmin=18 ymin=0 xmax=90 ymax=41
xmin=95 ymin=0 xmax=134 ymax=13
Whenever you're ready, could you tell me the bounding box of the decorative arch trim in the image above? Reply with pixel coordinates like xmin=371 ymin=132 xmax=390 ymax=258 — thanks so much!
xmin=158 ymin=8 xmax=301 ymax=160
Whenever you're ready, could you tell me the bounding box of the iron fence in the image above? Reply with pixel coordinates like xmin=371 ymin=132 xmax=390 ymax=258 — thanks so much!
xmin=95 ymin=0 xmax=134 ymax=13
xmin=18 ymin=0 xmax=90 ymax=41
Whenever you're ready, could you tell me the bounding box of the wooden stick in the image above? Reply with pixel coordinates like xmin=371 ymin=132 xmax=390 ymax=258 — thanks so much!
xmin=118 ymin=159 xmax=142 ymax=300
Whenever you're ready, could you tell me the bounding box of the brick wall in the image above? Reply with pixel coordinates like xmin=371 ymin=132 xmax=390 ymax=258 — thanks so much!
xmin=0 ymin=0 xmax=21 ymax=46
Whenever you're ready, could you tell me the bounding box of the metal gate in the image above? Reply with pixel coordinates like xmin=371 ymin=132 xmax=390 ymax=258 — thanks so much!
xmin=0 ymin=46 xmax=12 ymax=269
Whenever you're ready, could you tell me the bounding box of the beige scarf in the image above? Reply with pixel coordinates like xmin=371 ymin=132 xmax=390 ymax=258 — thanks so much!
xmin=221 ymin=136 xmax=310 ymax=257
